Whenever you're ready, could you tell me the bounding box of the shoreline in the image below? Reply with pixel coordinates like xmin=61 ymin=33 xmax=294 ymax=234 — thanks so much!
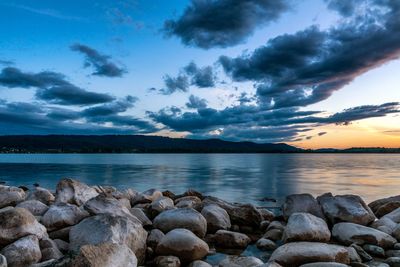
xmin=0 ymin=179 xmax=399 ymax=267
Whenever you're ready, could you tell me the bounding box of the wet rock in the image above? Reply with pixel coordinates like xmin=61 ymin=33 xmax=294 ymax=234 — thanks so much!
xmin=188 ymin=260 xmax=212 ymax=267
xmin=41 ymin=203 xmax=89 ymax=231
xmin=55 ymin=178 xmax=98 ymax=206
xmin=258 ymin=208 xmax=275 ymax=222
xmin=69 ymin=213 xmax=147 ymax=264
xmin=350 ymin=244 xmax=373 ymax=262
xmin=260 ymin=220 xmax=270 ymax=231
xmin=84 ymin=194 xmax=141 ymax=223
xmin=366 ymin=261 xmax=390 ymax=267
xmin=266 ymin=221 xmax=286 ymax=231
xmin=371 ymin=217 xmax=398 ymax=235
xmin=40 ymin=237 xmax=63 ymax=261
xmin=203 ymin=196 xmax=262 ymax=227
xmin=132 ymin=189 xmax=163 ymax=205
xmin=154 ymin=255 xmax=181 ymax=267
xmin=0 ymin=255 xmax=5 ymax=267
xmin=153 ymin=208 xmax=207 ymax=238
xmin=379 ymin=207 xmax=400 ymax=223
xmin=218 ymin=256 xmax=264 ymax=267
xmin=48 ymin=226 xmax=71 ymax=241
xmin=256 ymin=238 xmax=277 ymax=250
xmin=385 ymin=257 xmax=400 ymax=267
xmin=27 ymin=187 xmax=55 ymax=205
xmin=1 ymin=235 xmax=41 ymax=267
xmin=175 ymin=196 xmax=202 ymax=209
xmin=156 ymin=229 xmax=209 ymax=263
xmin=283 ymin=194 xmax=325 ymax=221
xmin=0 ymin=207 xmax=47 ymax=246
xmin=375 ymin=202 xmax=400 ymax=218
xmin=16 ymin=199 xmax=49 ymax=216
xmin=214 ymin=230 xmax=251 ymax=249
xmin=130 ymin=208 xmax=152 ymax=227
xmin=0 ymin=186 xmax=26 ymax=208
xmin=70 ymin=243 xmax=138 ymax=267
xmin=269 ymin=242 xmax=350 ymax=266
xmin=263 ymin=228 xmax=283 ymax=241
xmin=317 ymin=193 xmax=376 ymax=226
xmin=363 ymin=244 xmax=385 ymax=257
xmin=201 ymin=204 xmax=231 ymax=233
xmin=150 ymin=197 xmax=175 ymax=216
xmin=347 ymin=246 xmax=362 ymax=263
xmin=283 ymin=212 xmax=331 ymax=243
xmin=332 ymin=222 xmax=397 ymax=248
xmin=147 ymin=229 xmax=165 ymax=249
xmin=369 ymin=195 xmax=400 ymax=214
xmin=393 ymin=224 xmax=400 ymax=240
xmin=53 ymin=238 xmax=69 ymax=253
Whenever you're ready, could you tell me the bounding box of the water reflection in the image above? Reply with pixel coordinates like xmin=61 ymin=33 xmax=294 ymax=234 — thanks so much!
xmin=0 ymin=153 xmax=399 ymax=204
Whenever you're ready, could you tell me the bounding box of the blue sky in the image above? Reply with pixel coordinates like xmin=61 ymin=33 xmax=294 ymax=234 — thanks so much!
xmin=0 ymin=0 xmax=399 ymax=148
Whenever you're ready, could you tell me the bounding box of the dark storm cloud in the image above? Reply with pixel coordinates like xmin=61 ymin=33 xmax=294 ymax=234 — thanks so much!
xmin=0 ymin=66 xmax=115 ymax=106
xmin=0 ymin=60 xmax=13 ymax=66
xmin=163 ymin=0 xmax=291 ymax=49
xmin=324 ymin=0 xmax=358 ymax=16
xmin=159 ymin=74 xmax=190 ymax=95
xmin=219 ymin=1 xmax=400 ymax=109
xmin=0 ymin=99 xmax=157 ymax=134
xmin=36 ymin=85 xmax=115 ymax=105
xmin=70 ymin=43 xmax=126 ymax=77
xmin=184 ymin=62 xmax=215 ymax=88
xmin=186 ymin=95 xmax=207 ymax=109
xmin=82 ymin=95 xmax=138 ymax=117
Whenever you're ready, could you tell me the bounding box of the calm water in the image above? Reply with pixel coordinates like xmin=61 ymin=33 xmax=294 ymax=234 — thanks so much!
xmin=0 ymin=153 xmax=399 ymax=205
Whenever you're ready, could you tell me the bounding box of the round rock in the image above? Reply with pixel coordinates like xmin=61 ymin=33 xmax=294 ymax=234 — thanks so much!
xmin=201 ymin=204 xmax=231 ymax=233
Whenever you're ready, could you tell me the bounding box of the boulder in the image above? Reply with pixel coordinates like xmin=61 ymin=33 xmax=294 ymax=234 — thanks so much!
xmin=84 ymin=194 xmax=141 ymax=223
xmin=283 ymin=212 xmax=331 ymax=243
xmin=0 ymin=207 xmax=47 ymax=246
xmin=69 ymin=213 xmax=147 ymax=264
xmin=175 ymin=196 xmax=202 ymax=209
xmin=375 ymin=202 xmax=400 ymax=218
xmin=256 ymin=238 xmax=277 ymax=250
xmin=0 ymin=255 xmax=5 ymax=267
xmin=132 ymin=189 xmax=163 ymax=205
xmin=48 ymin=226 xmax=71 ymax=241
xmin=346 ymin=246 xmax=362 ymax=263
xmin=153 ymin=208 xmax=207 ymax=238
xmin=214 ymin=230 xmax=251 ymax=249
xmin=385 ymin=257 xmax=400 ymax=267
xmin=41 ymin=203 xmax=89 ymax=231
xmin=269 ymin=242 xmax=350 ymax=266
xmin=263 ymin=228 xmax=283 ymax=241
xmin=203 ymin=196 xmax=262 ymax=227
xmin=366 ymin=261 xmax=390 ymax=267
xmin=317 ymin=193 xmax=376 ymax=225
xmin=266 ymin=221 xmax=286 ymax=231
xmin=16 ymin=199 xmax=49 ymax=216
xmin=371 ymin=217 xmax=398 ymax=235
xmin=394 ymin=224 xmax=400 ymax=240
xmin=386 ymin=250 xmax=400 ymax=257
xmin=71 ymin=243 xmax=138 ymax=267
xmin=350 ymin=244 xmax=373 ymax=262
xmin=363 ymin=244 xmax=385 ymax=257
xmin=283 ymin=194 xmax=325 ymax=220
xmin=0 ymin=186 xmax=26 ymax=208
xmin=39 ymin=237 xmax=63 ymax=261
xmin=188 ymin=260 xmax=212 ymax=267
xmin=27 ymin=187 xmax=55 ymax=205
xmin=150 ymin=197 xmax=175 ymax=216
xmin=53 ymin=238 xmax=69 ymax=253
xmin=258 ymin=208 xmax=275 ymax=221
xmin=201 ymin=204 xmax=231 ymax=233
xmin=130 ymin=208 xmax=152 ymax=227
xmin=156 ymin=229 xmax=209 ymax=263
xmin=1 ymin=235 xmax=42 ymax=267
xmin=55 ymin=178 xmax=98 ymax=206
xmin=381 ymin=207 xmax=400 ymax=223
xmin=332 ymin=222 xmax=397 ymax=248
xmin=147 ymin=229 xmax=165 ymax=249
xmin=218 ymin=256 xmax=264 ymax=267
xmin=154 ymin=256 xmax=181 ymax=267
xmin=369 ymin=195 xmax=400 ymax=214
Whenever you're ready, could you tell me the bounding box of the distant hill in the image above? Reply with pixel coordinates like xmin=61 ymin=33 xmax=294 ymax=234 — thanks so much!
xmin=0 ymin=135 xmax=301 ymax=153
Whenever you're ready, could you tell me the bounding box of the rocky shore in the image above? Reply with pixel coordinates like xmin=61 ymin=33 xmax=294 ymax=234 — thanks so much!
xmin=0 ymin=179 xmax=400 ymax=267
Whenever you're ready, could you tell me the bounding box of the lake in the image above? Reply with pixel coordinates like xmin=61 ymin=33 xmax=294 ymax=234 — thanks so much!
xmin=0 ymin=153 xmax=399 ymax=206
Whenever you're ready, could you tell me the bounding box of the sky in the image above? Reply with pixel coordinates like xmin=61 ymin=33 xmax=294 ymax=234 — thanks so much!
xmin=0 ymin=0 xmax=399 ymax=149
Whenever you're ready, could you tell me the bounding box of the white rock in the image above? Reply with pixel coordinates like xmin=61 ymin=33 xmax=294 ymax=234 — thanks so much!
xmin=1 ymin=235 xmax=42 ymax=267
xmin=16 ymin=199 xmax=49 ymax=216
xmin=27 ymin=187 xmax=55 ymax=205
xmin=0 ymin=186 xmax=26 ymax=208
xmin=0 ymin=207 xmax=47 ymax=246
xmin=130 ymin=208 xmax=152 ymax=227
xmin=201 ymin=204 xmax=231 ymax=233
xmin=153 ymin=208 xmax=207 ymax=237
xmin=55 ymin=178 xmax=98 ymax=206
xmin=269 ymin=242 xmax=350 ymax=266
xmin=41 ymin=203 xmax=89 ymax=231
xmin=283 ymin=212 xmax=331 ymax=243
xmin=332 ymin=222 xmax=397 ymax=248
xmin=156 ymin=229 xmax=209 ymax=263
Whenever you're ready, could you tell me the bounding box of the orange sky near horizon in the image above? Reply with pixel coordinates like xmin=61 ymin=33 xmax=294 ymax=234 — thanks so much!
xmin=291 ymin=115 xmax=400 ymax=149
